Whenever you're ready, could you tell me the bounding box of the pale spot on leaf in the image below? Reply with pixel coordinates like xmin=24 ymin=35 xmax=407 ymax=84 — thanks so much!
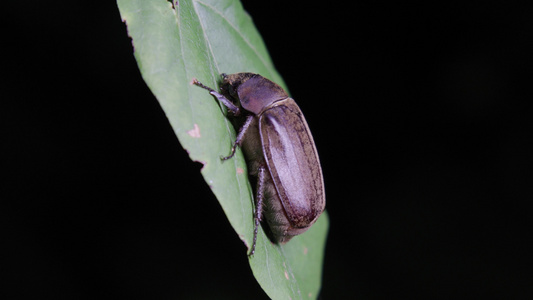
xmin=187 ymin=123 xmax=201 ymax=138
xmin=236 ymin=167 xmax=244 ymax=174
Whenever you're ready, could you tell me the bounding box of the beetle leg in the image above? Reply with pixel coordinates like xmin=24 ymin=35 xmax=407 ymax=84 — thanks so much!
xmin=249 ymin=164 xmax=266 ymax=256
xmin=209 ymin=90 xmax=241 ymax=115
xmin=221 ymin=115 xmax=254 ymax=161
xmin=192 ymin=78 xmax=240 ymax=115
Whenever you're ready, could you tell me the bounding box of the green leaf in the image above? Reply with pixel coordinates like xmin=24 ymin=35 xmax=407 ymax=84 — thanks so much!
xmin=116 ymin=0 xmax=328 ymax=298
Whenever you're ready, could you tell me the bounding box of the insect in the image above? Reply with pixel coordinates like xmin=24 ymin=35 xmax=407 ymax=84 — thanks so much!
xmin=193 ymin=73 xmax=325 ymax=256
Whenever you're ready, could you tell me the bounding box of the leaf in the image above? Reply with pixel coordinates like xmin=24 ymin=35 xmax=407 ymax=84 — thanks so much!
xmin=116 ymin=0 xmax=329 ymax=298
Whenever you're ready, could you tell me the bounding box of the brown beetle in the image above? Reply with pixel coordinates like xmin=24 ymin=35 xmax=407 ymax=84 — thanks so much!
xmin=193 ymin=73 xmax=325 ymax=256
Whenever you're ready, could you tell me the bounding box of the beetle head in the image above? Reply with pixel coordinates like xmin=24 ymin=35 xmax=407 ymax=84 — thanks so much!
xmin=222 ymin=73 xmax=288 ymax=115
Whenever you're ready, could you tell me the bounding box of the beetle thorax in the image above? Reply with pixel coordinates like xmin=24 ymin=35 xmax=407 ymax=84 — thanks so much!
xmin=236 ymin=75 xmax=289 ymax=115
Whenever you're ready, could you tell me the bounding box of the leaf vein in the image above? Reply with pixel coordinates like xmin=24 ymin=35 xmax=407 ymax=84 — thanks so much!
xmin=194 ymin=0 xmax=271 ymax=70
xmin=192 ymin=0 xmax=249 ymax=237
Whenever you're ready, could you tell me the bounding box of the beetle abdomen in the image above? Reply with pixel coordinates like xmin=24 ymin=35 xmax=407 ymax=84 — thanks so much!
xmin=260 ymin=99 xmax=325 ymax=231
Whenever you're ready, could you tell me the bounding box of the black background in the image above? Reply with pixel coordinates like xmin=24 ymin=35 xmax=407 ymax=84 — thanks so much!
xmin=3 ymin=1 xmax=532 ymax=299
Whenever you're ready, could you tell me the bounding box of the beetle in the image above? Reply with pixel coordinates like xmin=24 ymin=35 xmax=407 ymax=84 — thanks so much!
xmin=193 ymin=73 xmax=325 ymax=256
